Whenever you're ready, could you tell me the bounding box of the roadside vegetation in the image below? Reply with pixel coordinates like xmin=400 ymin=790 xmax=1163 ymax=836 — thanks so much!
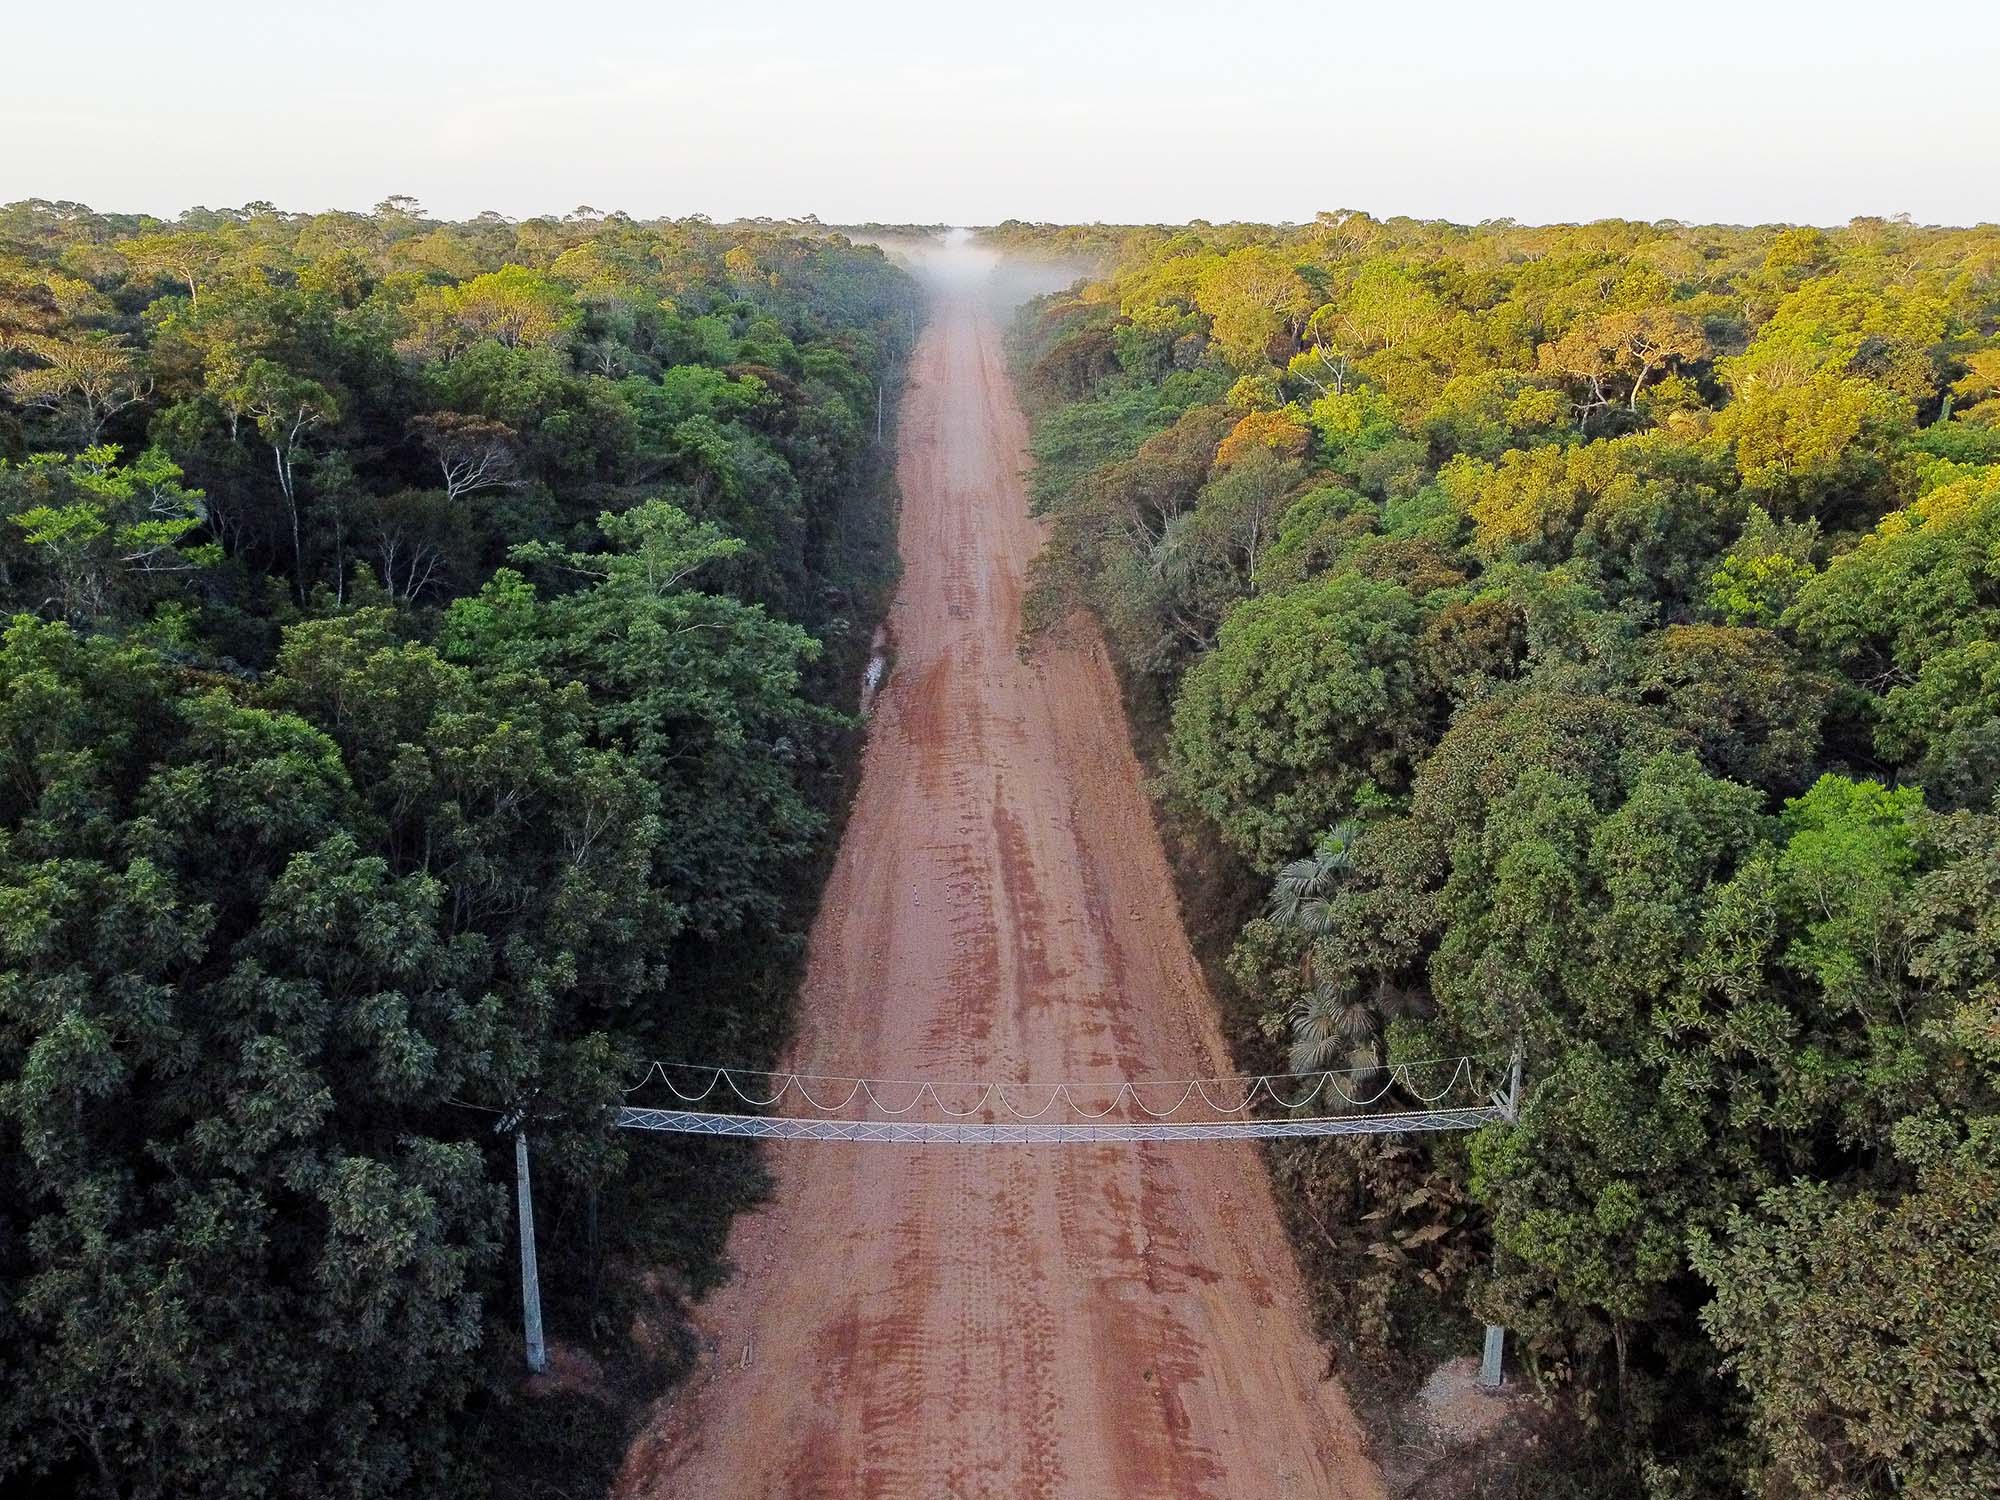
xmin=996 ymin=212 xmax=2000 ymax=1499
xmin=0 ymin=197 xmax=917 ymax=1499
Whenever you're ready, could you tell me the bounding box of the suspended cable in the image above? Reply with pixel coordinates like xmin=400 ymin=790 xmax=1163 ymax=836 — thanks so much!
xmin=619 ymin=1054 xmax=1506 ymax=1130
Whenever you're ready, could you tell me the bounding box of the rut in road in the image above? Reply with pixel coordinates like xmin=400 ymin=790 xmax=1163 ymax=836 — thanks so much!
xmin=616 ymin=286 xmax=1385 ymax=1500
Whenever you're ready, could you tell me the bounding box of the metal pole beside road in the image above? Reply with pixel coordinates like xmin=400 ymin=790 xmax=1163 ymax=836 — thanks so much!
xmin=514 ymin=1127 xmax=547 ymax=1375
xmin=1478 ymin=1041 xmax=1525 ymax=1391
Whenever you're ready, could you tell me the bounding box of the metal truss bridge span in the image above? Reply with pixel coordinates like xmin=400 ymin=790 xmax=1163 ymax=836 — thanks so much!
xmin=614 ymin=1102 xmax=1508 ymax=1143
xmin=611 ymin=1053 xmax=1520 ymax=1144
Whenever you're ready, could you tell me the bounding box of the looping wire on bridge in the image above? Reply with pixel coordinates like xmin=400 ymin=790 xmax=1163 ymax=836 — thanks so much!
xmin=616 ymin=1054 xmax=1518 ymax=1143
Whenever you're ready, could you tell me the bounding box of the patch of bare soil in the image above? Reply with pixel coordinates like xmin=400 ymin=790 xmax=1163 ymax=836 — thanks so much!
xmin=529 ymin=1342 xmax=610 ymax=1402
xmin=1415 ymin=1358 xmax=1516 ymax=1447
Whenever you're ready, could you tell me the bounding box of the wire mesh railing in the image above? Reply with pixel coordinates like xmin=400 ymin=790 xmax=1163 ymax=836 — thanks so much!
xmin=615 ymin=1054 xmax=1516 ymax=1144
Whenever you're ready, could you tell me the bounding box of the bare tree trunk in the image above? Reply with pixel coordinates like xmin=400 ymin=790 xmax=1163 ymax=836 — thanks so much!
xmin=273 ymin=441 xmax=305 ymax=604
xmin=1629 ymin=361 xmax=1655 ymax=410
xmin=1613 ymin=1318 xmax=1631 ymax=1421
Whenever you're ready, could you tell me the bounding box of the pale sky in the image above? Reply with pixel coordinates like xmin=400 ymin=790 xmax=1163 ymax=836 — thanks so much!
xmin=7 ymin=0 xmax=1998 ymax=227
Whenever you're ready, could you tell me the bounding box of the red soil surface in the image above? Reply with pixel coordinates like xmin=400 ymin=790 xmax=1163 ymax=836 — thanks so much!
xmin=614 ymin=287 xmax=1384 ymax=1500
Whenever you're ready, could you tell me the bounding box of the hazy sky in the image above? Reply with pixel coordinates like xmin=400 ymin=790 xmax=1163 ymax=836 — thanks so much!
xmin=8 ymin=0 xmax=1998 ymax=227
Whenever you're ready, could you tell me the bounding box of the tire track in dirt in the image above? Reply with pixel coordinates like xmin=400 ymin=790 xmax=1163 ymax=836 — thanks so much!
xmin=614 ymin=287 xmax=1384 ymax=1500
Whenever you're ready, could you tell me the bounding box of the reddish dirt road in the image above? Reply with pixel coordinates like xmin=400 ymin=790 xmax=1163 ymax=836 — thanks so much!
xmin=616 ymin=287 xmax=1384 ymax=1500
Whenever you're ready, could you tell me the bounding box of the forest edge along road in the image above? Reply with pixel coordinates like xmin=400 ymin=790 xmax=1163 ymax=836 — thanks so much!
xmin=614 ymin=277 xmax=1385 ymax=1500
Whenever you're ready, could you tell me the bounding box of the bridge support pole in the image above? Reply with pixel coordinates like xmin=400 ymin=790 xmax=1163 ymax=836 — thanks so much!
xmin=1479 ymin=1040 xmax=1523 ymax=1391
xmin=1479 ymin=1322 xmax=1506 ymax=1389
xmin=515 ymin=1128 xmax=548 ymax=1374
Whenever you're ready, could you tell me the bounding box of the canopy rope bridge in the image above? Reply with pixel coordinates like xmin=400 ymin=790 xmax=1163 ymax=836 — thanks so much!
xmin=614 ymin=1052 xmax=1518 ymax=1144
xmin=504 ymin=1049 xmax=1524 ymax=1382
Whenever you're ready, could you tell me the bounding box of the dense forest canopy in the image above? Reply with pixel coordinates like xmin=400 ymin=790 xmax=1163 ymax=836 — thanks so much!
xmin=0 ymin=196 xmax=918 ymax=1498
xmin=5 ymin=193 xmax=1998 ymax=1498
xmin=995 ymin=210 xmax=2000 ymax=1499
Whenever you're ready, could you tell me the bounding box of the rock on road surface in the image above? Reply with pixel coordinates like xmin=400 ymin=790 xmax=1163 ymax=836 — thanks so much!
xmin=616 ymin=285 xmax=1385 ymax=1500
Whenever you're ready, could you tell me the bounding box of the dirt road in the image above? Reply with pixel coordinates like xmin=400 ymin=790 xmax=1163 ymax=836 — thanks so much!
xmin=616 ymin=287 xmax=1384 ymax=1500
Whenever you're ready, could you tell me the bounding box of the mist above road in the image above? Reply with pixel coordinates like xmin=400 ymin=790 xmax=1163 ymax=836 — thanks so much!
xmin=860 ymin=227 xmax=1095 ymax=312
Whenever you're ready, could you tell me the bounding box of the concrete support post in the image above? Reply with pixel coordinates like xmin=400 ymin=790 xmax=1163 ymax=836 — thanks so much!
xmin=515 ymin=1128 xmax=548 ymax=1374
xmin=1479 ymin=1322 xmax=1506 ymax=1389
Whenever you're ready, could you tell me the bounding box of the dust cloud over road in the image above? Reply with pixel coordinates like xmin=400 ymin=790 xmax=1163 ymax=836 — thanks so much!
xmin=616 ymin=263 xmax=1384 ymax=1499
xmin=861 ymin=227 xmax=1092 ymax=314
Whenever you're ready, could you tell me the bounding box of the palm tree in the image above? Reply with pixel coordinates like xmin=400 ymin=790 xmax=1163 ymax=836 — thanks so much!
xmin=1265 ymin=821 xmax=1377 ymax=1078
xmin=1287 ymin=978 xmax=1383 ymax=1077
xmin=1265 ymin=820 xmax=1359 ymax=939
